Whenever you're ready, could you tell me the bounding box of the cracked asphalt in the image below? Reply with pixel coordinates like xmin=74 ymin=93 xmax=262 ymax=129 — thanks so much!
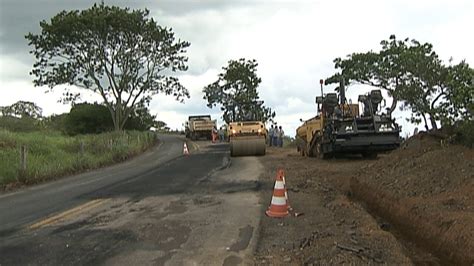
xmin=0 ymin=135 xmax=264 ymax=265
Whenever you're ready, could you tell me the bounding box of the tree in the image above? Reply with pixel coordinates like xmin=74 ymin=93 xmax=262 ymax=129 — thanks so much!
xmin=0 ymin=101 xmax=43 ymax=119
xmin=124 ymin=102 xmax=157 ymax=131
xmin=154 ymin=120 xmax=167 ymax=131
xmin=203 ymin=58 xmax=275 ymax=123
xmin=26 ymin=3 xmax=190 ymax=131
xmin=441 ymin=61 xmax=474 ymax=123
xmin=394 ymin=40 xmax=446 ymax=130
xmin=326 ymin=35 xmax=473 ymax=131
xmin=326 ymin=35 xmax=411 ymax=115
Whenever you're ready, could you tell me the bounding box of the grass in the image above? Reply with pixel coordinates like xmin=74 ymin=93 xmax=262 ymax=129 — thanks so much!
xmin=0 ymin=130 xmax=158 ymax=188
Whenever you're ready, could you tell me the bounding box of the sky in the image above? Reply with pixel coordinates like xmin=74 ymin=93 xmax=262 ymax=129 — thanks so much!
xmin=1 ymin=0 xmax=473 ymax=137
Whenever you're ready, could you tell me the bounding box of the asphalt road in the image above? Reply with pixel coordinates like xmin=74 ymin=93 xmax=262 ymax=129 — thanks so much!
xmin=0 ymin=134 xmax=264 ymax=265
xmin=0 ymin=134 xmax=185 ymax=233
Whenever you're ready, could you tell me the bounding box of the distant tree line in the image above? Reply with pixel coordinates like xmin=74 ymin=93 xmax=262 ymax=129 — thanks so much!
xmin=0 ymin=101 xmax=168 ymax=135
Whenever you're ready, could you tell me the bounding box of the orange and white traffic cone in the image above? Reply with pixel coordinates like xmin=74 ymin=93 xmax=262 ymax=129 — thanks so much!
xmin=278 ymin=169 xmax=293 ymax=211
xmin=212 ymin=132 xmax=217 ymax=143
xmin=266 ymin=171 xmax=289 ymax=218
xmin=183 ymin=142 xmax=189 ymax=155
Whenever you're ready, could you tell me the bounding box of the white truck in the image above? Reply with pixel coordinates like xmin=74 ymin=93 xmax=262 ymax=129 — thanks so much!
xmin=185 ymin=115 xmax=216 ymax=140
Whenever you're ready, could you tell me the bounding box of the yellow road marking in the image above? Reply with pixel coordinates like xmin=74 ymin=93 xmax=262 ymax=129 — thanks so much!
xmin=29 ymin=198 xmax=109 ymax=230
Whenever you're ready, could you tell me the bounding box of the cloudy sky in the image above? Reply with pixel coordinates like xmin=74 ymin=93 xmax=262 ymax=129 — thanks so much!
xmin=1 ymin=0 xmax=473 ymax=136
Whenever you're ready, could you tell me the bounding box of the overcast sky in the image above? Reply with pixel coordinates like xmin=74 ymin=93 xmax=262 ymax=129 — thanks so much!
xmin=1 ymin=0 xmax=473 ymax=136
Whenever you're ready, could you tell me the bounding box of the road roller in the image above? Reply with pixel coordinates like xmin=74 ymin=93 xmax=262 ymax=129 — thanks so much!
xmin=228 ymin=121 xmax=266 ymax=157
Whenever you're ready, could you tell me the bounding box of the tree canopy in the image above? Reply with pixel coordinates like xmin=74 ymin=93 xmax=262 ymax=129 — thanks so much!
xmin=0 ymin=101 xmax=43 ymax=119
xmin=203 ymin=58 xmax=275 ymax=124
xmin=26 ymin=3 xmax=190 ymax=131
xmin=326 ymin=35 xmax=474 ymax=131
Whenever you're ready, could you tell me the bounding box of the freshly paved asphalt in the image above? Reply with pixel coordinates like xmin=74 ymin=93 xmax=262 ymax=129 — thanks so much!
xmin=0 ymin=134 xmax=223 ymax=236
xmin=0 ymin=134 xmax=267 ymax=265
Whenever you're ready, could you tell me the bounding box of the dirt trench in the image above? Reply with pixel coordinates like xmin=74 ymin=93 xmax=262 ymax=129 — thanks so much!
xmin=254 ymin=143 xmax=472 ymax=265
xmin=351 ymin=134 xmax=473 ymax=265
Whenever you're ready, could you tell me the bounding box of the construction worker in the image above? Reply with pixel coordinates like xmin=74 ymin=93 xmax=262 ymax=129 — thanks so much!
xmin=278 ymin=126 xmax=284 ymax=147
xmin=218 ymin=127 xmax=225 ymax=142
xmin=211 ymin=126 xmax=218 ymax=143
xmin=273 ymin=125 xmax=279 ymax=147
xmin=268 ymin=125 xmax=274 ymax=146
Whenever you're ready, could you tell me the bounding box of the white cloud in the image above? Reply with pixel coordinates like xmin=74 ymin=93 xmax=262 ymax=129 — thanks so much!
xmin=1 ymin=0 xmax=473 ymax=137
xmin=0 ymin=80 xmax=70 ymax=115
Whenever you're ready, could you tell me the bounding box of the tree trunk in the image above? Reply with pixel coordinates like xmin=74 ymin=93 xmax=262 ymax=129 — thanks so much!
xmin=422 ymin=113 xmax=430 ymax=131
xmin=115 ymin=101 xmax=122 ymax=131
xmin=114 ymin=111 xmax=121 ymax=131
xmin=429 ymin=115 xmax=438 ymax=130
xmin=388 ymin=94 xmax=397 ymax=116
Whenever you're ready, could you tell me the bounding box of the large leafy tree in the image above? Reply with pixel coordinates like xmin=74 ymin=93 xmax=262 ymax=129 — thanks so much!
xmin=26 ymin=3 xmax=190 ymax=131
xmin=441 ymin=61 xmax=474 ymax=123
xmin=394 ymin=39 xmax=446 ymax=130
xmin=327 ymin=35 xmax=473 ymax=131
xmin=203 ymin=58 xmax=275 ymax=123
xmin=326 ymin=35 xmax=410 ymax=115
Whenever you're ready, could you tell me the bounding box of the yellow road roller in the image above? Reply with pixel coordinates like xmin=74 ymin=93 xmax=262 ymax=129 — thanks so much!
xmin=228 ymin=121 xmax=266 ymax=157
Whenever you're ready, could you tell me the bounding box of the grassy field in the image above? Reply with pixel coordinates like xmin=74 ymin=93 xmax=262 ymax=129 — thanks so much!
xmin=0 ymin=130 xmax=158 ymax=188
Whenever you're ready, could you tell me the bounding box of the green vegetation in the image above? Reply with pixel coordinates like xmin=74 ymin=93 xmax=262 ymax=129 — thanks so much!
xmin=0 ymin=116 xmax=41 ymax=132
xmin=26 ymin=3 xmax=190 ymax=131
xmin=282 ymin=135 xmax=297 ymax=148
xmin=203 ymin=58 xmax=275 ymax=123
xmin=0 ymin=130 xmax=157 ymax=188
xmin=327 ymin=35 xmax=473 ymax=146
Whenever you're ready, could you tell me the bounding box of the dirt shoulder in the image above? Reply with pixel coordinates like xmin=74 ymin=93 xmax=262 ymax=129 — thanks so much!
xmin=254 ymin=135 xmax=473 ymax=265
xmin=351 ymin=133 xmax=474 ymax=265
xmin=254 ymin=147 xmax=413 ymax=265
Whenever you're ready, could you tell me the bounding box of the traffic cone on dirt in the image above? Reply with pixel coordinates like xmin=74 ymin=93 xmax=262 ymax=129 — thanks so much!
xmin=266 ymin=170 xmax=289 ymax=218
xmin=183 ymin=142 xmax=189 ymax=155
xmin=278 ymin=169 xmax=293 ymax=211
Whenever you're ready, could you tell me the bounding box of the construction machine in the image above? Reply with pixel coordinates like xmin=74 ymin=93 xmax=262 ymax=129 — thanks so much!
xmin=227 ymin=101 xmax=267 ymax=157
xmin=185 ymin=115 xmax=216 ymax=140
xmin=296 ymin=79 xmax=401 ymax=158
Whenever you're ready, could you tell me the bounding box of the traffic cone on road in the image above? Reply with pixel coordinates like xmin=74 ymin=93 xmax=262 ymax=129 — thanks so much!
xmin=266 ymin=170 xmax=289 ymax=218
xmin=278 ymin=169 xmax=292 ymax=211
xmin=183 ymin=142 xmax=189 ymax=155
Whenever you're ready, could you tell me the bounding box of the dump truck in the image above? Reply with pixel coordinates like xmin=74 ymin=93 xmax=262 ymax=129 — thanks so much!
xmin=296 ymin=79 xmax=401 ymax=158
xmin=185 ymin=115 xmax=216 ymax=140
xmin=226 ymin=101 xmax=267 ymax=157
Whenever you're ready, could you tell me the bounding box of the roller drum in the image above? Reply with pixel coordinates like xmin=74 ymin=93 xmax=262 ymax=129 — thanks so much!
xmin=230 ymin=136 xmax=266 ymax=157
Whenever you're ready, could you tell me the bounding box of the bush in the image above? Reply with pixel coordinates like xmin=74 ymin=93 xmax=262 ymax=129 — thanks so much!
xmin=456 ymin=120 xmax=474 ymax=148
xmin=63 ymin=103 xmax=114 ymax=135
xmin=0 ymin=116 xmax=41 ymax=132
xmin=63 ymin=102 xmax=159 ymax=135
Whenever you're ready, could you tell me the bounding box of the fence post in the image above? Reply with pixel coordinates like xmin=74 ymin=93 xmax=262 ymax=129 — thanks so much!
xmin=80 ymin=141 xmax=85 ymax=155
xmin=19 ymin=145 xmax=27 ymax=179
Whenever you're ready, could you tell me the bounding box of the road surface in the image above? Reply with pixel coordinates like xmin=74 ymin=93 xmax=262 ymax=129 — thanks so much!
xmin=0 ymin=135 xmax=264 ymax=265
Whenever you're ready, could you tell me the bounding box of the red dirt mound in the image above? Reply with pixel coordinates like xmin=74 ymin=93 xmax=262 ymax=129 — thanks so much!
xmin=351 ymin=133 xmax=474 ymax=265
